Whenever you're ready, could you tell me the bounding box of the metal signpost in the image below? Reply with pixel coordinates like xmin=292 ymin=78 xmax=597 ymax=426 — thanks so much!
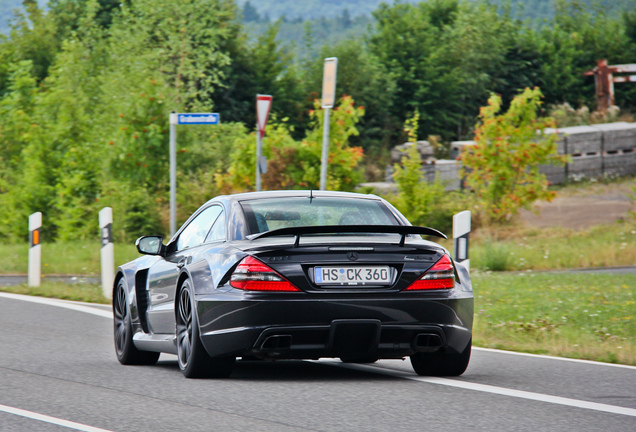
xmin=169 ymin=112 xmax=220 ymax=236
xmin=256 ymin=95 xmax=272 ymax=192
xmin=28 ymin=212 xmax=42 ymax=287
xmin=320 ymin=57 xmax=338 ymax=191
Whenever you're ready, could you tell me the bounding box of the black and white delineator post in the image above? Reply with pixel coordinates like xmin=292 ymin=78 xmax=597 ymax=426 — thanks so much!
xmin=99 ymin=207 xmax=114 ymax=299
xmin=28 ymin=212 xmax=42 ymax=287
xmin=453 ymin=210 xmax=471 ymax=271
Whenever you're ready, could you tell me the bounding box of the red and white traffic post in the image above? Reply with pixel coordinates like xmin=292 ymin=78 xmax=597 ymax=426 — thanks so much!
xmin=28 ymin=212 xmax=42 ymax=287
xmin=256 ymin=94 xmax=272 ymax=192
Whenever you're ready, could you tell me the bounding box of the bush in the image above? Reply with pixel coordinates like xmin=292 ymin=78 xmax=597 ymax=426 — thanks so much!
xmin=461 ymin=87 xmax=567 ymax=224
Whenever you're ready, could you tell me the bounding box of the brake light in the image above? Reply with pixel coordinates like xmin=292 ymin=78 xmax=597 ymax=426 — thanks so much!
xmin=230 ymin=256 xmax=300 ymax=292
xmin=405 ymin=254 xmax=455 ymax=290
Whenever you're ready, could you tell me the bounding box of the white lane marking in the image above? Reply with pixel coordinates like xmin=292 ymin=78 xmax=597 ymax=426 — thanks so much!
xmin=473 ymin=347 xmax=636 ymax=370
xmin=0 ymin=292 xmax=112 ymax=319
xmin=327 ymin=362 xmax=636 ymax=418
xmin=0 ymin=403 xmax=115 ymax=432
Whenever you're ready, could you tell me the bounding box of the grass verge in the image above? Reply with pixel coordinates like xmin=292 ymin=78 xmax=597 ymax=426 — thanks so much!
xmin=0 ymin=282 xmax=110 ymax=304
xmin=467 ymin=221 xmax=636 ymax=271
xmin=472 ymin=271 xmax=636 ymax=365
xmin=0 ymin=240 xmax=140 ymax=275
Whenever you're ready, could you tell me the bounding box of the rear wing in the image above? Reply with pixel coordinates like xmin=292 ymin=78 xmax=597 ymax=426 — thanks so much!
xmin=248 ymin=225 xmax=446 ymax=247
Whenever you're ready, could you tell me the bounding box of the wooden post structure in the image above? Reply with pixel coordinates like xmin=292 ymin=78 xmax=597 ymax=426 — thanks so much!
xmin=584 ymin=60 xmax=636 ymax=112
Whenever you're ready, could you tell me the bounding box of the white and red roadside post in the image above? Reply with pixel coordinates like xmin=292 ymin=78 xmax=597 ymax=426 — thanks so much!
xmin=28 ymin=212 xmax=42 ymax=287
xmin=256 ymin=94 xmax=272 ymax=192
xmin=453 ymin=210 xmax=471 ymax=272
xmin=99 ymin=207 xmax=115 ymax=299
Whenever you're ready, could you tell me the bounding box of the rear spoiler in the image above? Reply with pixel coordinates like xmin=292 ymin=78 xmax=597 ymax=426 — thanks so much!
xmin=248 ymin=225 xmax=446 ymax=247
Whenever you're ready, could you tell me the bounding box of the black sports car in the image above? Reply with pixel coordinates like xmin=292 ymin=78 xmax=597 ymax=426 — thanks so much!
xmin=113 ymin=190 xmax=473 ymax=378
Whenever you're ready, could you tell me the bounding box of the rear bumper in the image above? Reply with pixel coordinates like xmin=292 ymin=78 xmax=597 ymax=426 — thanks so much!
xmin=196 ymin=293 xmax=473 ymax=360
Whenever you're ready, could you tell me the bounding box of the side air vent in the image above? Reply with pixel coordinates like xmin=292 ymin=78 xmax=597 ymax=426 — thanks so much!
xmin=134 ymin=269 xmax=150 ymax=333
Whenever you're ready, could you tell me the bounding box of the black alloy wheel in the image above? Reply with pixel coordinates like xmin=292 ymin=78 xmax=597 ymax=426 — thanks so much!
xmin=176 ymin=279 xmax=235 ymax=378
xmin=113 ymin=279 xmax=160 ymax=365
xmin=410 ymin=339 xmax=472 ymax=376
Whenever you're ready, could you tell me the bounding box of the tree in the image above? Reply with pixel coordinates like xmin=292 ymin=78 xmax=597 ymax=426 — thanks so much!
xmin=210 ymin=20 xmax=304 ymax=133
xmin=461 ymin=87 xmax=567 ymax=224
xmin=536 ymin=0 xmax=636 ymax=108
xmin=1 ymin=0 xmax=59 ymax=88
xmin=242 ymin=1 xmax=261 ymax=22
xmin=368 ymin=0 xmax=533 ymax=141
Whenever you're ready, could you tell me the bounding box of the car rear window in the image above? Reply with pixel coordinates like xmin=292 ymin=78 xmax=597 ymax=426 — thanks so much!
xmin=240 ymin=197 xmax=400 ymax=234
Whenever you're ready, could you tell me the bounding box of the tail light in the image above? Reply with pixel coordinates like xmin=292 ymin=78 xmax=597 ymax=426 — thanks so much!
xmin=230 ymin=256 xmax=300 ymax=292
xmin=405 ymin=254 xmax=456 ymax=290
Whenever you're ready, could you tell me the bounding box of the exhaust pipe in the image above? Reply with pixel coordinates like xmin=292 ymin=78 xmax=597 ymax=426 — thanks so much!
xmin=413 ymin=333 xmax=442 ymax=352
xmin=260 ymin=335 xmax=292 ymax=352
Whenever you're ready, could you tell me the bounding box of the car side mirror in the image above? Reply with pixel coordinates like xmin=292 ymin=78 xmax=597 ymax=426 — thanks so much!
xmin=136 ymin=236 xmax=165 ymax=256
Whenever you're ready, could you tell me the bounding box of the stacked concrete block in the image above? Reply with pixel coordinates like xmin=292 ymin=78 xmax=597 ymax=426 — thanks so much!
xmin=557 ymin=125 xmax=603 ymax=180
xmin=543 ymin=128 xmax=568 ymax=155
xmin=541 ymin=129 xmax=567 ymax=184
xmin=385 ymin=122 xmax=635 ymax=189
xmin=593 ymin=122 xmax=636 ymax=177
xmin=449 ymin=141 xmax=476 ymax=160
xmin=391 ymin=141 xmax=434 ymax=163
xmin=422 ymin=160 xmax=462 ymax=190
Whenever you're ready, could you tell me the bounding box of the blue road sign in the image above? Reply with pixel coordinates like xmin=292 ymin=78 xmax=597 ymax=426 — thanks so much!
xmin=176 ymin=113 xmax=220 ymax=125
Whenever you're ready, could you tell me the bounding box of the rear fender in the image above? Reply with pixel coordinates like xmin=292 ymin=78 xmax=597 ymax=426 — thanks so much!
xmin=454 ymin=261 xmax=472 ymax=292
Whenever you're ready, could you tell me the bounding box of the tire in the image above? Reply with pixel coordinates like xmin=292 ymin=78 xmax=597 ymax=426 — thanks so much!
xmin=410 ymin=339 xmax=471 ymax=377
xmin=113 ymin=279 xmax=160 ymax=365
xmin=176 ymin=280 xmax=235 ymax=378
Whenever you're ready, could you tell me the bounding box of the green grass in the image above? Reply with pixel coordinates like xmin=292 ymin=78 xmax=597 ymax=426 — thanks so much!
xmin=0 ymin=282 xmax=110 ymax=304
xmin=472 ymin=271 xmax=636 ymax=365
xmin=468 ymin=221 xmax=636 ymax=271
xmin=0 ymin=240 xmax=140 ymax=274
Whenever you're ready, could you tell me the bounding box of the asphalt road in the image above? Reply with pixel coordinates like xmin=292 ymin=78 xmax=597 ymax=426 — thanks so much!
xmin=1 ymin=293 xmax=634 ymax=432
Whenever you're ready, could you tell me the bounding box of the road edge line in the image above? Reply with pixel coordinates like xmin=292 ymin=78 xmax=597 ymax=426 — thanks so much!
xmin=0 ymin=292 xmax=112 ymax=319
xmin=328 ymin=362 xmax=636 ymax=418
xmin=0 ymin=403 xmax=115 ymax=432
xmin=473 ymin=347 xmax=636 ymax=370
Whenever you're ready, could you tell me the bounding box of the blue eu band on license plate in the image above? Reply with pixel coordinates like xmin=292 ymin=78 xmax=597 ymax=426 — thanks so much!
xmin=314 ymin=266 xmax=391 ymax=285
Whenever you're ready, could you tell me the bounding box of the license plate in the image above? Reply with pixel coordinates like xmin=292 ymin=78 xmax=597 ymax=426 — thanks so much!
xmin=314 ymin=266 xmax=391 ymax=286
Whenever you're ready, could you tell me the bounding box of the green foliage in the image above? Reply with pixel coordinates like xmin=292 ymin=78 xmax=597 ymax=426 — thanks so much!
xmin=1 ymin=0 xmax=636 ymax=244
xmin=210 ymin=20 xmax=304 ymax=131
xmin=369 ymin=0 xmax=534 ymax=140
xmin=219 ymin=96 xmax=365 ymax=193
xmin=461 ymin=87 xmax=567 ymax=223
xmin=477 ymin=241 xmax=513 ymax=271
xmin=389 ymin=111 xmax=466 ymax=234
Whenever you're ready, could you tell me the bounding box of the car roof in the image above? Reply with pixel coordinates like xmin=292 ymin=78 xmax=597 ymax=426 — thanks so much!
xmin=203 ymin=190 xmax=383 ymax=207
